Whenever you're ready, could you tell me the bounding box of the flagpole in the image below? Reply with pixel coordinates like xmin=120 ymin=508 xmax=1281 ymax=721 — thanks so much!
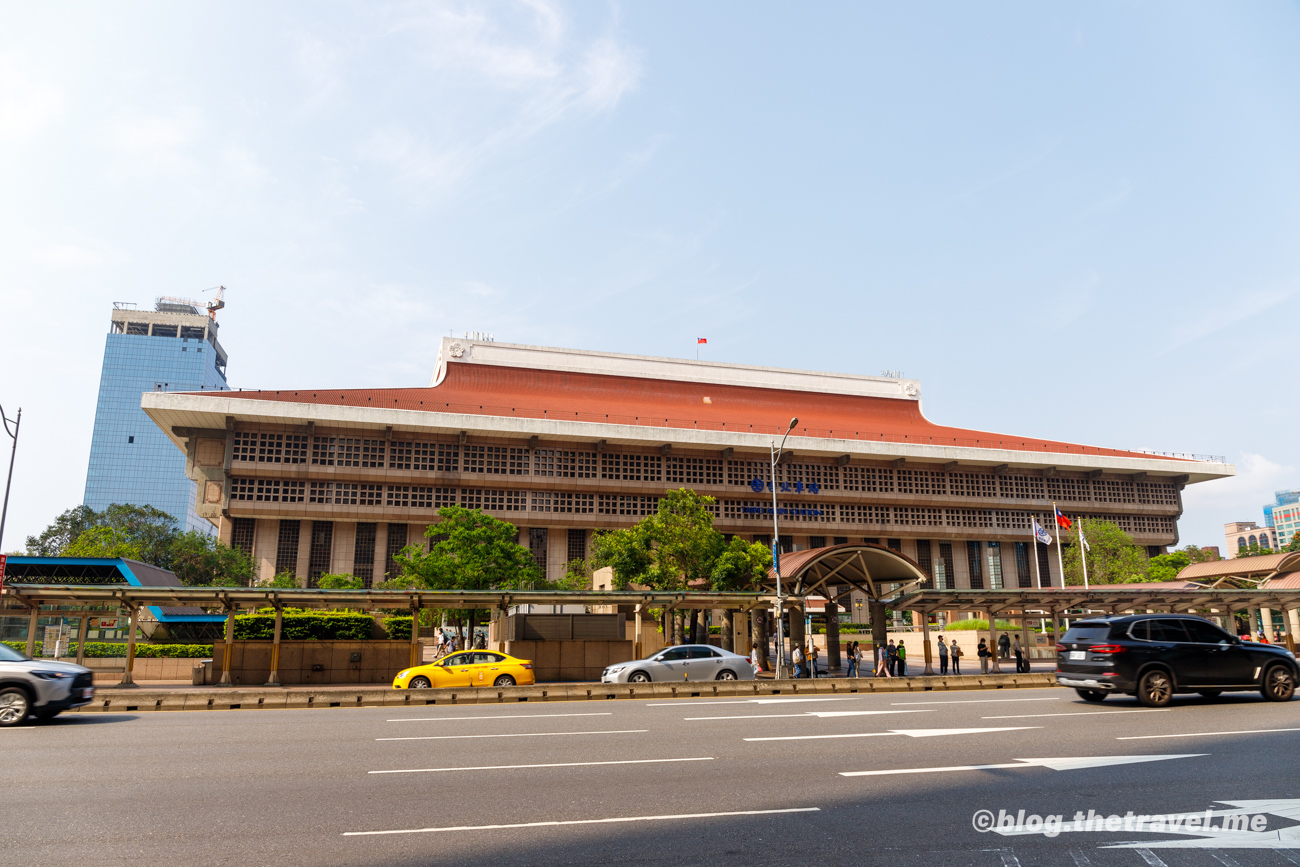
xmin=1078 ymin=515 xmax=1090 ymax=590
xmin=1053 ymin=502 xmax=1066 ymax=588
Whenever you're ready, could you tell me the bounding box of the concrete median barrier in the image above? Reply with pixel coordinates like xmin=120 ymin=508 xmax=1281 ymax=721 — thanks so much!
xmin=68 ymin=671 xmax=1058 ymax=715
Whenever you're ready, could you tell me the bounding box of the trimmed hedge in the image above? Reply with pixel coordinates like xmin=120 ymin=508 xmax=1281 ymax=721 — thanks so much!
xmin=383 ymin=616 xmax=412 ymax=641
xmin=2 ymin=640 xmax=213 ymax=658
xmin=233 ymin=613 xmax=373 ymax=641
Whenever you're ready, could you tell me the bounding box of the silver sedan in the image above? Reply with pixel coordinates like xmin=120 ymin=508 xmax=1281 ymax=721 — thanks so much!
xmin=601 ymin=644 xmax=756 ymax=683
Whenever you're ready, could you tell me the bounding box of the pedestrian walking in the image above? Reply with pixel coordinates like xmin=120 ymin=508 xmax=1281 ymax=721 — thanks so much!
xmin=896 ymin=640 xmax=907 ymax=677
xmin=750 ymin=645 xmax=763 ymax=675
xmin=950 ymin=639 xmax=962 ymax=675
xmin=998 ymin=633 xmax=1011 ymax=660
xmin=886 ymin=639 xmax=898 ymax=677
xmin=1012 ymin=635 xmax=1025 ymax=673
xmin=978 ymin=638 xmax=990 ymax=674
xmin=875 ymin=642 xmax=891 ymax=677
xmin=937 ymin=634 xmax=948 ymax=675
xmin=792 ymin=643 xmax=805 ymax=679
xmin=809 ymin=642 xmax=820 ymax=678
xmin=848 ymin=641 xmax=861 ymax=678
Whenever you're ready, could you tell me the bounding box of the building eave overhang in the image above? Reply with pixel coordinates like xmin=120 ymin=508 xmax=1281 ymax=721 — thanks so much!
xmin=141 ymin=392 xmax=1235 ymax=483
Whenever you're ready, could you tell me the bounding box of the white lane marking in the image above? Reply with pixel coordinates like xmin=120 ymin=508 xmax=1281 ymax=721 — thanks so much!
xmin=387 ymin=713 xmax=613 ymax=722
xmin=684 ymin=709 xmax=934 ymax=721
xmin=891 ymin=697 xmax=1060 ymax=705
xmin=983 ymin=710 xmax=1171 ymax=720
xmin=342 ymin=807 xmax=821 ymax=836
xmin=1118 ymin=727 xmax=1300 ymax=741
xmin=647 ymin=697 xmax=861 ymax=707
xmin=1135 ymin=849 xmax=1168 ymax=867
xmin=839 ymin=754 xmax=1203 ymax=777
xmin=1210 ymin=852 xmax=1244 ymax=867
xmin=745 ymin=726 xmax=1038 ymax=742
xmin=377 ymin=729 xmax=646 ymax=742
xmin=370 ymin=757 xmax=715 ymax=774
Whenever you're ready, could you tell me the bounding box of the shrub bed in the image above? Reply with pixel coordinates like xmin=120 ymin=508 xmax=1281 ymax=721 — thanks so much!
xmin=233 ymin=612 xmax=374 ymax=641
xmin=383 ymin=616 xmax=412 ymax=641
xmin=3 ymin=640 xmax=213 ymax=658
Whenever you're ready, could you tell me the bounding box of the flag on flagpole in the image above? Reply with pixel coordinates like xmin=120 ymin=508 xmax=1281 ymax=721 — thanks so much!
xmin=697 ymin=338 xmax=707 ymax=344
xmin=1032 ymin=518 xmax=1053 ymax=546
xmin=1054 ymin=506 xmax=1072 ymax=530
xmin=1079 ymin=520 xmax=1090 ymax=552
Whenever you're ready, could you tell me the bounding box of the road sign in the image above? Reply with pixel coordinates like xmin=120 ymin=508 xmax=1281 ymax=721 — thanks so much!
xmin=0 ymin=553 xmax=6 ymax=590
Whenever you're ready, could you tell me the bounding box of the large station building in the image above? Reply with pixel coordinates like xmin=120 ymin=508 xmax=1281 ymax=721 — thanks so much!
xmin=140 ymin=338 xmax=1232 ymax=590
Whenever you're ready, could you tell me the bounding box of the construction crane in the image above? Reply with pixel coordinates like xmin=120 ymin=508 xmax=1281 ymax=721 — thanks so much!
xmin=205 ymin=286 xmax=226 ymax=321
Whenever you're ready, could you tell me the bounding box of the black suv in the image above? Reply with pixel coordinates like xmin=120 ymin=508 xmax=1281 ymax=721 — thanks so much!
xmin=1055 ymin=613 xmax=1298 ymax=707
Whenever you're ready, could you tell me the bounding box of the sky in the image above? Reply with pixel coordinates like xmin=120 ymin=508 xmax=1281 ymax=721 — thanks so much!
xmin=1 ymin=1 xmax=1298 ymax=552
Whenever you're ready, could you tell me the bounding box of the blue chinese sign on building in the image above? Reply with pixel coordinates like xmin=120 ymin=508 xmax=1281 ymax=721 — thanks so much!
xmin=750 ymin=477 xmax=820 ymax=495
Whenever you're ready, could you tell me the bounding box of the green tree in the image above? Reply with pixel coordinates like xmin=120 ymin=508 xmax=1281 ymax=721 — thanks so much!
xmin=169 ymin=531 xmax=255 ymax=586
xmin=316 ymin=573 xmax=364 ymax=590
xmin=63 ymin=526 xmax=145 ymax=560
xmin=1287 ymin=535 xmax=1300 ymax=553
xmin=709 ymin=536 xmax=773 ymax=591
xmin=267 ymin=571 xmax=301 ymax=589
xmin=24 ymin=505 xmax=100 ymax=555
xmin=1064 ymin=518 xmax=1148 ymax=585
xmin=1148 ymin=544 xmax=1222 ymax=582
xmin=558 ymin=559 xmax=597 ymax=591
xmin=1237 ymin=543 xmax=1278 ymax=558
xmin=589 ymin=525 xmax=655 ymax=590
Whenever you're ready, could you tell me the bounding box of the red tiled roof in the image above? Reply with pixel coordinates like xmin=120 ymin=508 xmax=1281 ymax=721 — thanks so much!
xmin=203 ymin=363 xmax=1167 ymax=459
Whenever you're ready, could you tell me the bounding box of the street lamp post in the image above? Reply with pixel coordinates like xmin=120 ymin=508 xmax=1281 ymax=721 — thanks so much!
xmin=770 ymin=416 xmax=798 ymax=679
xmin=0 ymin=405 xmax=20 ymax=553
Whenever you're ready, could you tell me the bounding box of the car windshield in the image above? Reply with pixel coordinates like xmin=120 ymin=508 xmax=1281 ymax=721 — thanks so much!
xmin=1062 ymin=624 xmax=1112 ymax=644
xmin=0 ymin=643 xmax=31 ymax=662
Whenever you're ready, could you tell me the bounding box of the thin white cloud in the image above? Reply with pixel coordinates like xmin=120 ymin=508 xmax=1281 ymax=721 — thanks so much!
xmin=1182 ymin=452 xmax=1294 ymax=537
xmin=1156 ymin=283 xmax=1295 ymax=356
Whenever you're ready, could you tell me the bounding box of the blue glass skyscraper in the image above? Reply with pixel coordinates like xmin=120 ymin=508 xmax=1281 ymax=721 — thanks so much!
xmin=83 ymin=298 xmax=230 ymax=534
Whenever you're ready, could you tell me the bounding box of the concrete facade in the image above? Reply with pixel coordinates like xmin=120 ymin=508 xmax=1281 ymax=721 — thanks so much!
xmin=141 ymin=338 xmax=1232 ymax=588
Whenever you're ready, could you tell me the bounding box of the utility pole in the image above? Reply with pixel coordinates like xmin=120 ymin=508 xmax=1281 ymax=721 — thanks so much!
xmin=0 ymin=405 xmax=20 ymax=553
xmin=769 ymin=417 xmax=798 ymax=679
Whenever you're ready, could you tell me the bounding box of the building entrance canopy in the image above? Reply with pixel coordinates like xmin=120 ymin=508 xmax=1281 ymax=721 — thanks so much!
xmin=763 ymin=543 xmax=929 ymax=603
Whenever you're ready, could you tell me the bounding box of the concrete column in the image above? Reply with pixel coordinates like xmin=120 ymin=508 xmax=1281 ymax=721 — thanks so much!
xmin=869 ymin=600 xmax=888 ymax=675
xmin=218 ymin=607 xmax=236 ymax=686
xmin=826 ymin=599 xmax=841 ymax=671
xmin=634 ymin=606 xmax=643 ymax=660
xmin=720 ymin=609 xmax=734 ymax=653
xmin=266 ymin=607 xmax=283 ymax=686
xmin=374 ymin=523 xmax=389 ymax=584
xmin=76 ymin=613 xmax=89 ymax=666
xmin=409 ymin=605 xmax=421 ymax=668
xmin=1020 ymin=611 xmax=1031 ymax=670
xmin=789 ymin=606 xmax=806 ymax=677
xmin=920 ymin=611 xmax=934 ymax=676
xmin=119 ymin=606 xmax=139 ymax=687
xmin=736 ymin=610 xmax=751 ymax=656
xmin=1260 ymin=607 xmax=1274 ymax=640
xmin=295 ymin=521 xmax=312 ymax=584
xmin=987 ymin=610 xmax=1001 ymax=673
xmin=25 ymin=607 xmax=38 ymax=657
xmin=1282 ymin=606 xmax=1295 ymax=653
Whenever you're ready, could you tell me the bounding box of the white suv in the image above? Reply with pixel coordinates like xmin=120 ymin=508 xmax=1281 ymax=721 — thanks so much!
xmin=0 ymin=643 xmax=95 ymax=726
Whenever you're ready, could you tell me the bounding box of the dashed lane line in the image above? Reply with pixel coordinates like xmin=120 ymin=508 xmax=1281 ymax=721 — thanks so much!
xmin=891 ymin=697 xmax=1060 ymax=706
xmin=342 ymin=807 xmax=821 ymax=836
xmin=982 ymin=710 xmax=1170 ymax=720
xmin=685 ymin=709 xmax=934 ymax=721
xmin=1117 ymin=727 xmax=1300 ymax=741
xmin=376 ymin=729 xmax=647 ymax=742
xmin=370 ymin=757 xmax=715 ymax=774
xmin=744 ymin=726 xmax=1038 ymax=742
xmin=386 ymin=713 xmax=613 ymax=722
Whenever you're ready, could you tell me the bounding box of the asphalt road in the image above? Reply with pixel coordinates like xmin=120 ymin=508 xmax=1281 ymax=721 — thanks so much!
xmin=7 ymin=685 xmax=1300 ymax=867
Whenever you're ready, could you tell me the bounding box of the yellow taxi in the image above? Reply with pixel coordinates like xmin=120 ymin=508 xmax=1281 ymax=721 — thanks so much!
xmin=393 ymin=650 xmax=535 ymax=689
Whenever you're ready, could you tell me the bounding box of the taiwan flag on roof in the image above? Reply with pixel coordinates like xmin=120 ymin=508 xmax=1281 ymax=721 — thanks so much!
xmin=697 ymin=338 xmax=707 ymax=344
xmin=1054 ymin=506 xmax=1072 ymax=530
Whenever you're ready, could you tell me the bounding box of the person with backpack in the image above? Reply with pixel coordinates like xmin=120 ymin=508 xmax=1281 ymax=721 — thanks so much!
xmin=950 ymin=638 xmax=962 ymax=674
xmin=977 ymin=638 xmax=991 ymax=674
xmin=792 ymin=643 xmax=805 ymax=679
xmin=937 ymin=633 xmax=948 ymax=675
xmin=998 ymin=632 xmax=1011 ymax=661
xmin=875 ymin=642 xmax=891 ymax=677
xmin=886 ymin=639 xmax=898 ymax=676
xmin=896 ymin=640 xmax=907 ymax=677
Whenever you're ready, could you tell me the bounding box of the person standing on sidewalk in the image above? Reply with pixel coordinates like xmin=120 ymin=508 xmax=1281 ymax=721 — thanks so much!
xmin=845 ymin=641 xmax=857 ymax=678
xmin=950 ymin=638 xmax=962 ymax=675
xmin=977 ymin=638 xmax=990 ymax=674
xmin=886 ymin=639 xmax=898 ymax=676
xmin=998 ymin=632 xmax=1011 ymax=661
xmin=875 ymin=642 xmax=891 ymax=677
xmin=792 ymin=643 xmax=805 ymax=679
xmin=937 ymin=633 xmax=948 ymax=675
xmin=1012 ymin=634 xmax=1025 ymax=673
xmin=750 ymin=645 xmax=763 ymax=676
xmin=896 ymin=640 xmax=907 ymax=677
xmin=809 ymin=642 xmax=819 ymax=678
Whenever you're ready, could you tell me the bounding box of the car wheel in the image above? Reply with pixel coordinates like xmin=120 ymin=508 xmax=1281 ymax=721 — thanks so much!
xmin=409 ymin=676 xmax=432 ymax=689
xmin=1197 ymin=690 xmax=1222 ymax=699
xmin=0 ymin=687 xmax=32 ymax=727
xmin=494 ymin=675 xmax=516 ymax=687
xmin=1262 ymin=665 xmax=1295 ymax=702
xmin=628 ymin=671 xmax=651 ymax=683
xmin=716 ymin=669 xmax=737 ymax=681
xmin=1136 ymin=669 xmax=1173 ymax=708
xmin=1075 ymin=688 xmax=1107 ymax=703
